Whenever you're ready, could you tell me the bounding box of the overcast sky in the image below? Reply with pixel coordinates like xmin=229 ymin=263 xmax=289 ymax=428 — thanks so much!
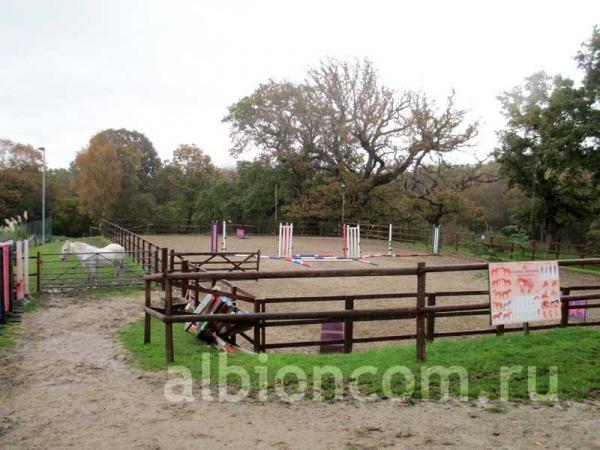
xmin=1 ymin=0 xmax=598 ymax=169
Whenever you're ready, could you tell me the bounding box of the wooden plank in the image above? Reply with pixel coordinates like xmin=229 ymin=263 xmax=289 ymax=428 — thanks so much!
xmin=344 ymin=298 xmax=354 ymax=353
xmin=416 ymin=262 xmax=426 ymax=362
xmin=426 ymin=294 xmax=436 ymax=342
xmin=144 ymin=281 xmax=151 ymax=344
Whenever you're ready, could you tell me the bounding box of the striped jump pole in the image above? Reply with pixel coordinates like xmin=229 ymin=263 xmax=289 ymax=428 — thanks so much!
xmin=388 ymin=223 xmax=393 ymax=256
xmin=222 ymin=220 xmax=227 ymax=251
xmin=278 ymin=223 xmax=293 ymax=258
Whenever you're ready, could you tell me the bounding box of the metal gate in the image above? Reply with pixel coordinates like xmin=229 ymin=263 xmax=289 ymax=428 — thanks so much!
xmin=39 ymin=250 xmax=153 ymax=291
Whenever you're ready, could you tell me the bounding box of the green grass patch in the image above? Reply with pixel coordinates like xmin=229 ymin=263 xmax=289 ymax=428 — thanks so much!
xmin=119 ymin=319 xmax=600 ymax=402
xmin=0 ymin=321 xmax=18 ymax=348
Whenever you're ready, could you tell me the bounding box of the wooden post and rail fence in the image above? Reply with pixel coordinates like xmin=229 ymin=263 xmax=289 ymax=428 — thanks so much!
xmin=143 ymin=258 xmax=600 ymax=364
xmin=452 ymin=231 xmax=600 ymax=267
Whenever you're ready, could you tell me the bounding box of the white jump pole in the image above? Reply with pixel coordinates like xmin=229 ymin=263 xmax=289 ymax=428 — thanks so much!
xmin=278 ymin=223 xmax=282 ymax=257
xmin=222 ymin=220 xmax=227 ymax=251
xmin=290 ymin=223 xmax=294 ymax=257
xmin=431 ymin=225 xmax=441 ymax=255
xmin=388 ymin=223 xmax=393 ymax=256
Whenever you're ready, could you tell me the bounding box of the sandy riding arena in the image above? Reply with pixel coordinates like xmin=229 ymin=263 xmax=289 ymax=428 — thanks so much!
xmin=145 ymin=234 xmax=600 ymax=353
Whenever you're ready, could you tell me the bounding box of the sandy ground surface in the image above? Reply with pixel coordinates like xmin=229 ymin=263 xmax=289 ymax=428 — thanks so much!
xmin=144 ymin=234 xmax=600 ymax=353
xmin=1 ymin=292 xmax=599 ymax=449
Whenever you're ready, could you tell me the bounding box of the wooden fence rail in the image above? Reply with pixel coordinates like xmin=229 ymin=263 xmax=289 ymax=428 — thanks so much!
xmin=100 ymin=219 xmax=167 ymax=274
xmin=453 ymin=231 xmax=600 ymax=264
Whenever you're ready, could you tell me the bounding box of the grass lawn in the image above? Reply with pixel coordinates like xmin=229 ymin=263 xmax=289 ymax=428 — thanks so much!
xmin=119 ymin=318 xmax=600 ymax=402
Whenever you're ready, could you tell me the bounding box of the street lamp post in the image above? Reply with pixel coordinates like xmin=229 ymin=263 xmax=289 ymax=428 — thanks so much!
xmin=274 ymin=183 xmax=278 ymax=224
xmin=341 ymin=183 xmax=346 ymax=225
xmin=38 ymin=147 xmax=46 ymax=245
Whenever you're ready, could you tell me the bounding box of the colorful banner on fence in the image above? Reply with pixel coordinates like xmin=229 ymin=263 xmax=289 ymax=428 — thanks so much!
xmin=489 ymin=260 xmax=561 ymax=326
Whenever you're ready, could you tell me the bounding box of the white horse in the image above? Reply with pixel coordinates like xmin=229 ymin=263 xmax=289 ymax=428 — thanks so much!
xmin=60 ymin=240 xmax=125 ymax=282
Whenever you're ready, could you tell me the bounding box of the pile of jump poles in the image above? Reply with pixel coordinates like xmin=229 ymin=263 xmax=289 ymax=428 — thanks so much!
xmin=0 ymin=240 xmax=31 ymax=325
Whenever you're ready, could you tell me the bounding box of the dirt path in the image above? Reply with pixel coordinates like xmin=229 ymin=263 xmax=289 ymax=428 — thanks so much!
xmin=1 ymin=293 xmax=599 ymax=449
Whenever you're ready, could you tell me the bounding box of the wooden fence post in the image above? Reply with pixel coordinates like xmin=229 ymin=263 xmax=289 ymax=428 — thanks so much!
xmin=161 ymin=248 xmax=168 ymax=291
xmin=161 ymin=248 xmax=168 ymax=273
xmin=164 ymin=276 xmax=174 ymax=363
xmin=561 ymin=288 xmax=570 ymax=327
xmin=260 ymin=300 xmax=266 ymax=352
xmin=344 ymin=298 xmax=354 ymax=353
xmin=169 ymin=249 xmax=175 ymax=272
xmin=36 ymin=251 xmax=41 ymax=293
xmin=144 ymin=280 xmax=151 ymax=344
xmin=231 ymin=286 xmax=237 ymax=346
xmin=142 ymin=240 xmax=147 ymax=271
xmin=181 ymin=260 xmax=189 ymax=298
xmin=253 ymin=300 xmax=261 ymax=353
xmin=426 ymin=294 xmax=436 ymax=342
xmin=193 ymin=267 xmax=200 ymax=308
xmin=416 ymin=262 xmax=427 ymax=362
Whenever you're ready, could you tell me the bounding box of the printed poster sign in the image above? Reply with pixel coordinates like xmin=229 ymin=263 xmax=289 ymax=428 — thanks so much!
xmin=489 ymin=261 xmax=561 ymax=326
